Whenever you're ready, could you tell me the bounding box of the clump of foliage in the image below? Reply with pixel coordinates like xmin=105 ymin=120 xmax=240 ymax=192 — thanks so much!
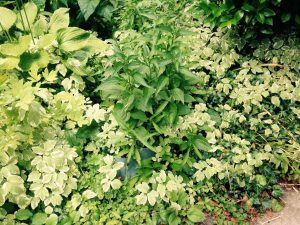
xmin=199 ymin=0 xmax=300 ymax=38
xmin=0 ymin=0 xmax=121 ymax=38
xmin=0 ymin=0 xmax=299 ymax=224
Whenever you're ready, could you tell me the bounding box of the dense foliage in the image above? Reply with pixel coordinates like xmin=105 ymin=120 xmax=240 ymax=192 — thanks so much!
xmin=199 ymin=0 xmax=300 ymax=38
xmin=0 ymin=0 xmax=299 ymax=224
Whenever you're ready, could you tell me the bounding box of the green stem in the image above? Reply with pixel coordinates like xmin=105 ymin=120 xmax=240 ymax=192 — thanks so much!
xmin=15 ymin=0 xmax=27 ymax=32
xmin=0 ymin=22 xmax=12 ymax=41
xmin=20 ymin=0 xmax=35 ymax=44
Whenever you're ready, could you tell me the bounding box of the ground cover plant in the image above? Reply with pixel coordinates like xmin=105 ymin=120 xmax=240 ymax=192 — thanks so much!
xmin=0 ymin=0 xmax=299 ymax=224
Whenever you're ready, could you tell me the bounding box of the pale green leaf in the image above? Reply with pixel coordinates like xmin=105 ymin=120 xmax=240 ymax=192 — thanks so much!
xmin=45 ymin=214 xmax=58 ymax=225
xmin=49 ymin=8 xmax=70 ymax=33
xmin=0 ymin=7 xmax=17 ymax=31
xmin=16 ymin=2 xmax=38 ymax=31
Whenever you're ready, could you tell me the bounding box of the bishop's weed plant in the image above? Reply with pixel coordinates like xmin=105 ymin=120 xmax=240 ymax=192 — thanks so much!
xmin=0 ymin=0 xmax=299 ymax=225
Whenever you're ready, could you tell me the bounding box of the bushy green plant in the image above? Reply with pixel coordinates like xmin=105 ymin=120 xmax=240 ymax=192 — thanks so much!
xmin=199 ymin=0 xmax=300 ymax=38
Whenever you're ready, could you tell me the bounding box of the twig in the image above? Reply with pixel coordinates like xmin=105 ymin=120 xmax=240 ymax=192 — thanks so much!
xmin=261 ymin=216 xmax=281 ymax=225
xmin=279 ymin=197 xmax=286 ymax=204
xmin=293 ymin=187 xmax=299 ymax=193
xmin=279 ymin=183 xmax=300 ymax=186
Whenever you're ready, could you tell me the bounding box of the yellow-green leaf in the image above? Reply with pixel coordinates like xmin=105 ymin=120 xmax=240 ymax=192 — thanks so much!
xmin=0 ymin=7 xmax=17 ymax=31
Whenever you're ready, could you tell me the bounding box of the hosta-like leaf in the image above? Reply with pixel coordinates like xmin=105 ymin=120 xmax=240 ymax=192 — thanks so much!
xmin=16 ymin=2 xmax=38 ymax=31
xmin=57 ymin=27 xmax=90 ymax=52
xmin=0 ymin=35 xmax=31 ymax=56
xmin=0 ymin=7 xmax=17 ymax=31
xmin=49 ymin=8 xmax=70 ymax=33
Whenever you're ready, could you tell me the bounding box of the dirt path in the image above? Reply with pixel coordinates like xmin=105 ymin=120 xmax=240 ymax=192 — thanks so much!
xmin=257 ymin=190 xmax=300 ymax=225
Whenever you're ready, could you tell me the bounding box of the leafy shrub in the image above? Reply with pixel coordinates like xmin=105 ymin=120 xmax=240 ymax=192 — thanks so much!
xmin=199 ymin=0 xmax=300 ymax=37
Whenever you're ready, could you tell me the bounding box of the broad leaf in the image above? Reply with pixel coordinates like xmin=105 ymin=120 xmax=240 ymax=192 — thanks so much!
xmin=16 ymin=2 xmax=38 ymax=31
xmin=78 ymin=0 xmax=100 ymax=21
xmin=187 ymin=205 xmax=205 ymax=223
xmin=57 ymin=27 xmax=90 ymax=52
xmin=32 ymin=213 xmax=47 ymax=225
xmin=193 ymin=135 xmax=212 ymax=151
xmin=0 ymin=7 xmax=17 ymax=31
xmin=49 ymin=8 xmax=70 ymax=33
xmin=15 ymin=209 xmax=33 ymax=220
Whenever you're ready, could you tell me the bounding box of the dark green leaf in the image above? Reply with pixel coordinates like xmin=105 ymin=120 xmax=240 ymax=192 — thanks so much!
xmin=281 ymin=12 xmax=291 ymax=23
xmin=263 ymin=8 xmax=276 ymax=17
xmin=242 ymin=3 xmax=255 ymax=12
xmin=78 ymin=0 xmax=100 ymax=21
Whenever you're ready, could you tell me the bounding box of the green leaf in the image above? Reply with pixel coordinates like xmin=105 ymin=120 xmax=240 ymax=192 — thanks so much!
xmin=133 ymin=74 xmax=150 ymax=87
xmin=242 ymin=3 xmax=255 ymax=12
xmin=155 ymin=76 xmax=169 ymax=96
xmin=132 ymin=127 xmax=156 ymax=152
xmin=45 ymin=214 xmax=58 ymax=225
xmin=193 ymin=136 xmax=212 ymax=151
xmin=172 ymin=88 xmax=184 ymax=103
xmin=32 ymin=0 xmax=46 ymax=10
xmin=187 ymin=205 xmax=205 ymax=223
xmin=281 ymin=12 xmax=291 ymax=23
xmin=260 ymin=27 xmax=273 ymax=34
xmin=15 ymin=209 xmax=33 ymax=221
xmin=168 ymin=212 xmax=181 ymax=225
xmin=78 ymin=0 xmax=100 ymax=21
xmin=32 ymin=213 xmax=47 ymax=225
xmin=179 ymin=68 xmax=200 ymax=85
xmin=168 ymin=103 xmax=177 ymax=125
xmin=19 ymin=50 xmax=50 ymax=71
xmin=16 ymin=2 xmax=38 ymax=31
xmin=0 ymin=35 xmax=31 ymax=56
xmin=256 ymin=175 xmax=267 ymax=186
xmin=151 ymin=101 xmax=168 ymax=119
xmin=131 ymin=111 xmax=148 ymax=122
xmin=234 ymin=10 xmax=244 ymax=22
xmin=49 ymin=8 xmax=70 ymax=33
xmin=271 ymin=199 xmax=283 ymax=212
xmin=256 ymin=13 xmax=265 ymax=24
xmin=263 ymin=8 xmax=276 ymax=17
xmin=57 ymin=27 xmax=90 ymax=52
xmin=0 ymin=7 xmax=17 ymax=31
xmin=112 ymin=103 xmax=130 ymax=130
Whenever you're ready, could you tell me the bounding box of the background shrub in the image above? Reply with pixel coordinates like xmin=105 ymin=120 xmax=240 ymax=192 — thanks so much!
xmin=199 ymin=0 xmax=300 ymax=38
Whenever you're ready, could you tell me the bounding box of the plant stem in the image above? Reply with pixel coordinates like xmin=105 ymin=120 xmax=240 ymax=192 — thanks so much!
xmin=20 ymin=0 xmax=35 ymax=44
xmin=0 ymin=22 xmax=12 ymax=41
xmin=15 ymin=0 xmax=27 ymax=32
